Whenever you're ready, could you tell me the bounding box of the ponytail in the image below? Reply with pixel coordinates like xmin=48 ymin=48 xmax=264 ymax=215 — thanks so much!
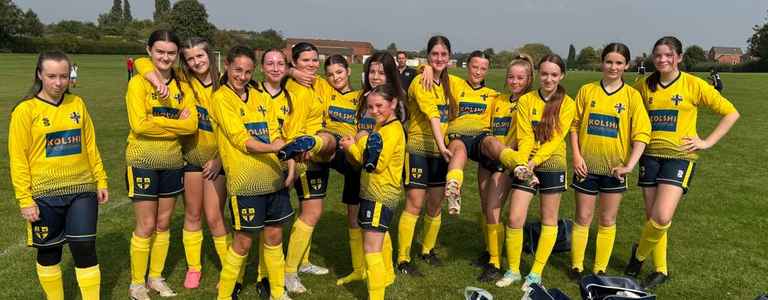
xmin=534 ymin=85 xmax=566 ymax=143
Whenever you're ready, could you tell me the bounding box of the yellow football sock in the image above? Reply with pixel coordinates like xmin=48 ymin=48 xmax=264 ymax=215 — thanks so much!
xmin=421 ymin=214 xmax=442 ymax=254
xmin=213 ymin=234 xmax=230 ymax=265
xmin=505 ymin=227 xmax=523 ymax=274
xmin=148 ymin=230 xmax=170 ymax=278
xmin=365 ymin=252 xmax=387 ymax=300
xmin=337 ymin=228 xmax=366 ymax=285
xmin=75 ymin=265 xmax=100 ymax=300
xmin=236 ymin=253 xmax=248 ymax=284
xmin=487 ymin=224 xmax=502 ymax=268
xmin=217 ymin=248 xmax=246 ymax=300
xmin=397 ymin=211 xmax=418 ymax=263
xmin=309 ymin=135 xmax=325 ymax=156
xmin=264 ymin=243 xmax=286 ymax=299
xmin=130 ymin=233 xmax=151 ymax=285
xmin=36 ymin=263 xmax=63 ymax=300
xmin=479 ymin=212 xmax=488 ymax=252
xmin=183 ymin=229 xmax=203 ymax=272
xmin=497 ymin=222 xmax=505 ymax=255
xmin=499 ymin=148 xmax=522 ymax=169
xmin=530 ymin=225 xmax=558 ymax=275
xmin=594 ymin=225 xmax=616 ymax=274
xmin=257 ymin=232 xmax=267 ymax=281
xmin=636 ymin=220 xmax=670 ymax=261
xmin=383 ymin=232 xmax=395 ymax=284
xmin=570 ymin=223 xmax=590 ymax=272
xmin=285 ymin=219 xmax=314 ymax=273
xmin=301 ymin=243 xmax=312 ymax=266
xmin=653 ymin=231 xmax=668 ymax=275
xmin=446 ymin=169 xmax=464 ymax=186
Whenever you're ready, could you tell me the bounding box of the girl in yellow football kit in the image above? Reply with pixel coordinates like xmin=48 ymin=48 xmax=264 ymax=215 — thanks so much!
xmin=492 ymin=54 xmax=576 ymax=289
xmin=569 ymin=43 xmax=651 ymax=278
xmin=10 ymin=51 xmax=109 ymax=300
xmin=135 ymin=37 xmax=229 ymax=289
xmin=396 ymin=35 xmax=458 ymax=276
xmin=340 ymin=84 xmax=406 ymax=300
xmin=471 ymin=55 xmax=535 ymax=282
xmin=125 ymin=30 xmax=198 ymax=299
xmin=625 ymin=36 xmax=739 ymax=288
xmin=211 ymin=46 xmax=293 ymax=300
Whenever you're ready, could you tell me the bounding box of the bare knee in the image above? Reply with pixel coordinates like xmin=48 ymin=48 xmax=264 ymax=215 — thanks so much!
xmin=135 ymin=218 xmax=156 ymax=238
xmin=575 ymin=208 xmax=594 ymax=227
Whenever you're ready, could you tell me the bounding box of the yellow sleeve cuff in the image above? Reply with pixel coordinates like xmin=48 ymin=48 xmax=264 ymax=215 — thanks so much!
xmin=18 ymin=197 xmax=35 ymax=209
xmin=347 ymin=143 xmax=363 ymax=164
xmin=97 ymin=179 xmax=109 ymax=190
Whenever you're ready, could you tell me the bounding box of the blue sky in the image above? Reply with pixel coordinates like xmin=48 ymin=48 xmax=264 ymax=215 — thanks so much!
xmin=15 ymin=0 xmax=767 ymax=55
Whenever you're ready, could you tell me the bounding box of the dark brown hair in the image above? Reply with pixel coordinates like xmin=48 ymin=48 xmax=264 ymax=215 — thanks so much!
xmin=646 ymin=36 xmax=683 ymax=92
xmin=427 ymin=35 xmax=457 ymax=120
xmin=14 ymin=51 xmax=72 ymax=112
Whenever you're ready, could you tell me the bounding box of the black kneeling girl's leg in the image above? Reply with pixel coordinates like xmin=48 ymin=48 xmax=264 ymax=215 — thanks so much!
xmin=37 ymin=245 xmax=64 ymax=266
xmin=69 ymin=241 xmax=98 ymax=268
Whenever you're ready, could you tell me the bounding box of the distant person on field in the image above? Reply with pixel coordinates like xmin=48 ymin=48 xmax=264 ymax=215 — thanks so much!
xmin=126 ymin=57 xmax=134 ymax=80
xmin=10 ymin=51 xmax=109 ymax=300
xmin=70 ymin=63 xmax=79 ymax=88
xmin=397 ymin=51 xmax=417 ymax=91
xmin=710 ymin=68 xmax=723 ymax=92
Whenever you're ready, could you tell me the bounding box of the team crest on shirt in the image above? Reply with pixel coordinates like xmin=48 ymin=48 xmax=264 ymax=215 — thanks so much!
xmin=331 ymin=95 xmax=336 ymax=101
xmin=311 ymin=178 xmax=323 ymax=191
xmin=257 ymin=105 xmax=267 ymax=116
xmin=280 ymin=105 xmax=289 ymax=116
xmin=480 ymin=94 xmax=490 ymax=101
xmin=42 ymin=117 xmax=51 ymax=127
xmin=460 ymin=91 xmax=465 ymax=97
xmin=614 ymin=103 xmax=626 ymax=114
xmin=241 ymin=208 xmax=256 ymax=222
xmin=590 ymin=100 xmax=596 ymax=108
xmin=648 ymin=97 xmax=654 ymax=105
xmin=411 ymin=168 xmax=423 ymax=180
xmin=34 ymin=226 xmax=48 ymax=239
xmin=70 ymin=112 xmax=81 ymax=124
xmin=174 ymin=93 xmax=183 ymax=103
xmin=532 ymin=108 xmax=537 ymax=115
xmin=240 ymin=108 xmax=246 ymax=116
xmin=136 ymin=177 xmax=151 ymax=190
xmin=671 ymin=94 xmax=683 ymax=106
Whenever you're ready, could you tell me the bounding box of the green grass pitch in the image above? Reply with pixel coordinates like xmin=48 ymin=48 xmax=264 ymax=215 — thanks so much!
xmin=0 ymin=53 xmax=766 ymax=299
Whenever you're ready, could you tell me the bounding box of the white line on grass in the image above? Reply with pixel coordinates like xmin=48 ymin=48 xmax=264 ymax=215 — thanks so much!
xmin=0 ymin=198 xmax=132 ymax=259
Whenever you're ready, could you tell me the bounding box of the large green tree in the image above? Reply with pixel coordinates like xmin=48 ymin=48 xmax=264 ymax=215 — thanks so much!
xmin=1 ymin=0 xmax=23 ymax=43
xmin=576 ymin=46 xmax=600 ymax=70
xmin=123 ymin=0 xmax=132 ymax=22
xmin=154 ymin=0 xmax=171 ymax=23
xmin=682 ymin=45 xmax=707 ymax=70
xmin=21 ymin=9 xmax=43 ymax=36
xmin=109 ymin=0 xmax=123 ymax=24
xmin=168 ymin=0 xmax=216 ymax=42
xmin=567 ymin=44 xmax=577 ymax=69
xmin=515 ymin=43 xmax=553 ymax=66
xmin=748 ymin=10 xmax=768 ymax=59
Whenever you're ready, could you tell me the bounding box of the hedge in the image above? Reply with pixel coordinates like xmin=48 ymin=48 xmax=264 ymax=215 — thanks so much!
xmin=4 ymin=36 xmax=145 ymax=55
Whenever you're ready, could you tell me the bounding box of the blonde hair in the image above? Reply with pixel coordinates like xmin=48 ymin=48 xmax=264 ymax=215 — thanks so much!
xmin=506 ymin=53 xmax=535 ymax=96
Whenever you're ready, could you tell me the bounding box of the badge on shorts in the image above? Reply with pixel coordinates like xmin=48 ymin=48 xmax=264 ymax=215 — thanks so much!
xmin=411 ymin=168 xmax=423 ymax=180
xmin=241 ymin=208 xmax=256 ymax=222
xmin=311 ymin=178 xmax=323 ymax=191
xmin=136 ymin=177 xmax=151 ymax=190
xmin=34 ymin=226 xmax=49 ymax=239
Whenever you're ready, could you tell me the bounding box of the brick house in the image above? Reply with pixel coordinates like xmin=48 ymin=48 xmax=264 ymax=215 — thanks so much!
xmin=284 ymin=38 xmax=374 ymax=63
xmin=708 ymin=47 xmax=743 ymax=64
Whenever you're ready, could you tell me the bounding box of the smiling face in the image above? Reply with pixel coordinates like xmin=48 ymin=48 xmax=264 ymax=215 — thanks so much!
xmin=397 ymin=53 xmax=407 ymax=68
xmin=652 ymin=44 xmax=681 ymax=75
xmin=539 ymin=61 xmax=564 ymax=94
xmin=147 ymin=40 xmax=178 ymax=73
xmin=225 ymin=55 xmax=254 ymax=92
xmin=428 ymin=43 xmax=450 ymax=73
xmin=326 ymin=63 xmax=350 ymax=91
xmin=294 ymin=50 xmax=319 ymax=75
xmin=467 ymin=56 xmax=490 ymax=87
xmin=368 ymin=62 xmax=387 ymax=88
xmin=506 ymin=64 xmax=530 ymax=96
xmin=262 ymin=51 xmax=287 ymax=85
xmin=367 ymin=92 xmax=397 ymax=124
xmin=602 ymin=52 xmax=629 ymax=82
xmin=38 ymin=59 xmax=70 ymax=99
xmin=183 ymin=46 xmax=210 ymax=76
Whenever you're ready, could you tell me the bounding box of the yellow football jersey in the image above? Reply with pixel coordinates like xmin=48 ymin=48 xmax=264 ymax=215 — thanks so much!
xmin=571 ymin=81 xmax=651 ymax=175
xmin=489 ymin=93 xmax=519 ymax=146
xmin=406 ymin=74 xmax=462 ymax=156
xmin=347 ymin=119 xmax=406 ymax=208
xmin=447 ymin=80 xmax=499 ymax=135
xmin=134 ymin=57 xmax=218 ymax=167
xmin=635 ymin=72 xmax=737 ymax=160
xmin=9 ymin=94 xmax=108 ymax=208
xmin=209 ymin=84 xmax=284 ymax=196
xmin=515 ymin=90 xmax=576 ymax=171
xmin=125 ymin=75 xmax=198 ymax=170
xmin=282 ymin=78 xmax=324 ymax=141
xmin=319 ymin=83 xmax=363 ymax=137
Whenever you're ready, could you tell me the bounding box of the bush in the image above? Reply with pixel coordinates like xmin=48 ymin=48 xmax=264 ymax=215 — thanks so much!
xmin=8 ymin=36 xmax=145 ymax=54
